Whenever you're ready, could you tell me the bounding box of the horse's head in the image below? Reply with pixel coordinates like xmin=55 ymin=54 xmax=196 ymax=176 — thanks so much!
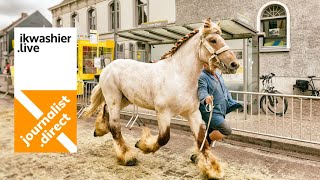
xmin=198 ymin=18 xmax=239 ymax=74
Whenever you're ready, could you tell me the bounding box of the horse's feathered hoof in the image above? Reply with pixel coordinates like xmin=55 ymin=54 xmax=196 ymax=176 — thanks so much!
xmin=135 ymin=140 xmax=140 ymax=148
xmin=93 ymin=130 xmax=97 ymax=137
xmin=135 ymin=127 xmax=160 ymax=153
xmin=197 ymin=150 xmax=224 ymax=179
xmin=126 ymin=158 xmax=137 ymax=166
xmin=118 ymin=157 xmax=137 ymax=166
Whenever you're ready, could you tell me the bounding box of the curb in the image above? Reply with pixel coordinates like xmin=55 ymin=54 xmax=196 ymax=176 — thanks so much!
xmin=120 ymin=113 xmax=320 ymax=158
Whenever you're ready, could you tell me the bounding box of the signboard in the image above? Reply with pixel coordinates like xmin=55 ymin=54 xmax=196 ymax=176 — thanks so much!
xmin=269 ymin=28 xmax=280 ymax=36
xmin=90 ymin=34 xmax=98 ymax=44
xmin=94 ymin=57 xmax=101 ymax=68
xmin=14 ymin=28 xmax=77 ymax=153
xmin=141 ymin=20 xmax=168 ymax=28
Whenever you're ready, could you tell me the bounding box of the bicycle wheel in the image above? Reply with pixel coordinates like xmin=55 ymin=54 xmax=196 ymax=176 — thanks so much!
xmin=311 ymin=90 xmax=320 ymax=96
xmin=260 ymin=91 xmax=288 ymax=116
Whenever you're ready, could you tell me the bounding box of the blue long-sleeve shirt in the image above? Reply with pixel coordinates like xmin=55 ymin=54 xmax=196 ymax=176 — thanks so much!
xmin=198 ymin=69 xmax=240 ymax=127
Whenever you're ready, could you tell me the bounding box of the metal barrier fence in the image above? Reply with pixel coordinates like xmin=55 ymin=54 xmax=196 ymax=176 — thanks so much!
xmin=76 ymin=80 xmax=320 ymax=145
xmin=0 ymin=74 xmax=14 ymax=98
xmin=77 ymin=81 xmax=98 ymax=118
xmin=122 ymin=91 xmax=320 ymax=145
xmin=229 ymin=91 xmax=320 ymax=145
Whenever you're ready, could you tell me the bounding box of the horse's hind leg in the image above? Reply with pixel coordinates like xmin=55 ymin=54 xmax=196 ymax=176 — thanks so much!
xmin=94 ymin=98 xmax=131 ymax=137
xmin=93 ymin=104 xmax=109 ymax=137
xmin=106 ymin=94 xmax=136 ymax=166
xmin=184 ymin=110 xmax=224 ymax=179
xmin=135 ymin=110 xmax=171 ymax=153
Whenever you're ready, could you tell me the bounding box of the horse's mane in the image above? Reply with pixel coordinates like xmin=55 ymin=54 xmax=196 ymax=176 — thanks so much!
xmin=159 ymin=29 xmax=199 ymax=60
xmin=159 ymin=18 xmax=220 ymax=60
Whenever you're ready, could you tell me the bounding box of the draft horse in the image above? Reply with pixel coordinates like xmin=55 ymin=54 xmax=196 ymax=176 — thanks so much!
xmin=84 ymin=18 xmax=239 ymax=179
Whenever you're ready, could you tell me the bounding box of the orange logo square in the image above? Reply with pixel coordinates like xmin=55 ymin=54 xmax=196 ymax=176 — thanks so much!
xmin=14 ymin=90 xmax=77 ymax=152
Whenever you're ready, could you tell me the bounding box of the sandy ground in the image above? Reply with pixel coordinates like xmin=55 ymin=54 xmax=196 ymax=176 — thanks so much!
xmin=2 ymin=96 xmax=320 ymax=180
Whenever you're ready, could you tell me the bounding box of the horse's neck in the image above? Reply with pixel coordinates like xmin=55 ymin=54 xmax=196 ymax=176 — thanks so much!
xmin=170 ymin=33 xmax=203 ymax=86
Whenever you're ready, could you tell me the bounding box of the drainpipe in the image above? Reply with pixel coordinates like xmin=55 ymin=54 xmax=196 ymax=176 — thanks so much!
xmin=114 ymin=0 xmax=118 ymax=60
xmin=243 ymin=39 xmax=248 ymax=120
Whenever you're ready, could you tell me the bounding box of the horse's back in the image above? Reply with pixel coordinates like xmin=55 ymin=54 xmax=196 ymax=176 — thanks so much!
xmin=99 ymin=59 xmax=158 ymax=108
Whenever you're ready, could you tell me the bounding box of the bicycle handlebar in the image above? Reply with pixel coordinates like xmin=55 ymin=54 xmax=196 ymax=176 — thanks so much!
xmin=260 ymin=73 xmax=275 ymax=80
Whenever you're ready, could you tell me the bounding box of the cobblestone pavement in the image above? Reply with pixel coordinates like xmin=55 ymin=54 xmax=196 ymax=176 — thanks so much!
xmin=1 ymin=96 xmax=320 ymax=180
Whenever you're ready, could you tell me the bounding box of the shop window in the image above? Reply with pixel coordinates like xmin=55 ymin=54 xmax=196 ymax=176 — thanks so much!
xmin=129 ymin=43 xmax=135 ymax=59
xmin=117 ymin=44 xmax=125 ymax=59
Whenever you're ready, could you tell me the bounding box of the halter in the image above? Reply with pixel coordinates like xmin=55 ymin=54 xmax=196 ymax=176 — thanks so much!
xmin=199 ymin=34 xmax=230 ymax=72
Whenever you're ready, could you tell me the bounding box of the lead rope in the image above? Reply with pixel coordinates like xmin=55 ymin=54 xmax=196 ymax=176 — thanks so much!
xmin=199 ymin=99 xmax=214 ymax=151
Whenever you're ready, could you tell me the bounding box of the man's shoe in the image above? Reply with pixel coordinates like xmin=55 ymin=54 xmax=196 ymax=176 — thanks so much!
xmin=190 ymin=154 xmax=198 ymax=163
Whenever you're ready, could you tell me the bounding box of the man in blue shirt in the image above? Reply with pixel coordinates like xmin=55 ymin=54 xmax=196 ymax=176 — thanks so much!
xmin=191 ymin=63 xmax=242 ymax=163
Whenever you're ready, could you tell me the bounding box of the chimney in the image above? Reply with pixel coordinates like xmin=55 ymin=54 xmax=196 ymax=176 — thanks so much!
xmin=21 ymin=13 xmax=28 ymax=18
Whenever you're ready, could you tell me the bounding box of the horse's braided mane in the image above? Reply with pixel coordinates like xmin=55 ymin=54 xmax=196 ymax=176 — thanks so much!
xmin=159 ymin=29 xmax=199 ymax=60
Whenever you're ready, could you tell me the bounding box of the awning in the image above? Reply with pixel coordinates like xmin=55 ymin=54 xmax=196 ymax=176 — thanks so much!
xmin=117 ymin=19 xmax=257 ymax=45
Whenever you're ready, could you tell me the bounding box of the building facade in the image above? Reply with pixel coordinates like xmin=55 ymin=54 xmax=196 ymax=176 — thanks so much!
xmin=50 ymin=0 xmax=320 ymax=94
xmin=176 ymin=0 xmax=320 ymax=94
xmin=49 ymin=0 xmax=176 ymax=61
xmin=0 ymin=11 xmax=52 ymax=70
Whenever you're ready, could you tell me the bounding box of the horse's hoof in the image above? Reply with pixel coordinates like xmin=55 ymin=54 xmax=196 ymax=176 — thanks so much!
xmin=126 ymin=158 xmax=137 ymax=166
xmin=93 ymin=130 xmax=97 ymax=137
xmin=135 ymin=140 xmax=140 ymax=148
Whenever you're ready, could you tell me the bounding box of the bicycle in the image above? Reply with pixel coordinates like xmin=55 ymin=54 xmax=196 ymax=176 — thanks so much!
xmin=293 ymin=76 xmax=319 ymax=96
xmin=260 ymin=73 xmax=288 ymax=116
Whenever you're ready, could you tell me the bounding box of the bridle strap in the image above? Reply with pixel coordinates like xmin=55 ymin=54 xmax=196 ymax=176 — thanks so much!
xmin=199 ymin=34 xmax=230 ymax=70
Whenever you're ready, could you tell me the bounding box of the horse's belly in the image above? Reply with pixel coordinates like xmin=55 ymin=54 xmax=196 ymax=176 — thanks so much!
xmin=123 ymin=89 xmax=155 ymax=110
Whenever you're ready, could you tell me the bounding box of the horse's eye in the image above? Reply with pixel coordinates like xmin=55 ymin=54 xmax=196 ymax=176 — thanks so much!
xmin=211 ymin=40 xmax=216 ymax=43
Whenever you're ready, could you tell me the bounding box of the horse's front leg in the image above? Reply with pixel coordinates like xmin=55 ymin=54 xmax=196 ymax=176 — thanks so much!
xmin=185 ymin=110 xmax=224 ymax=179
xmin=135 ymin=110 xmax=171 ymax=153
xmin=107 ymin=105 xmax=137 ymax=166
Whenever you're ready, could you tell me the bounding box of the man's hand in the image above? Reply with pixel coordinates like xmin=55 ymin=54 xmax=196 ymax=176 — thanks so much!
xmin=205 ymin=95 xmax=213 ymax=105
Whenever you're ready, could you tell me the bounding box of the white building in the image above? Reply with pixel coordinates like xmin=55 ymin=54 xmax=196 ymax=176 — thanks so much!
xmin=49 ymin=0 xmax=176 ymax=61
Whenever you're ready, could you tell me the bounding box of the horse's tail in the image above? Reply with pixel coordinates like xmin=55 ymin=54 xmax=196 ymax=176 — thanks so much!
xmin=83 ymin=83 xmax=105 ymax=118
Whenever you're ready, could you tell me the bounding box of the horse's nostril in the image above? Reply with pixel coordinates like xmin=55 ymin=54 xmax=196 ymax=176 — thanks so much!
xmin=230 ymin=62 xmax=239 ymax=69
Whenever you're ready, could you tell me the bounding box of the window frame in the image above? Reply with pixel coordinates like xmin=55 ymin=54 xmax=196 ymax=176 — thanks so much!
xmin=109 ymin=1 xmax=120 ymax=31
xmin=135 ymin=0 xmax=149 ymax=27
xmin=87 ymin=7 xmax=97 ymax=31
xmin=71 ymin=12 xmax=78 ymax=27
xmin=56 ymin=17 xmax=63 ymax=27
xmin=257 ymin=1 xmax=290 ymax=52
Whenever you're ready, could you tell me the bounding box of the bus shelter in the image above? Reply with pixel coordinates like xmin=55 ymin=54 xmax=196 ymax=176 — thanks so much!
xmin=115 ymin=18 xmax=259 ymax=93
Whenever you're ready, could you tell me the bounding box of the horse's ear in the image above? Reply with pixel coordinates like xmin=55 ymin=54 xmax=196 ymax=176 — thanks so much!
xmin=217 ymin=20 xmax=221 ymax=27
xmin=203 ymin=18 xmax=212 ymax=29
